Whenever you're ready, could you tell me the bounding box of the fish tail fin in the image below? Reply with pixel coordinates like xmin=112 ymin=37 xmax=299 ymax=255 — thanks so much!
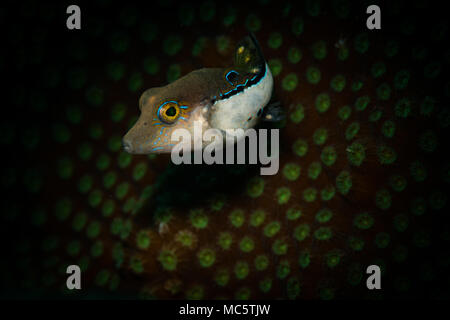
xmin=234 ymin=33 xmax=266 ymax=75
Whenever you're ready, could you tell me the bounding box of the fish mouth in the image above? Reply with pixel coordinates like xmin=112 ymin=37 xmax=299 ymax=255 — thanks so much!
xmin=121 ymin=138 xmax=147 ymax=154
xmin=122 ymin=137 xmax=170 ymax=154
xmin=122 ymin=139 xmax=133 ymax=153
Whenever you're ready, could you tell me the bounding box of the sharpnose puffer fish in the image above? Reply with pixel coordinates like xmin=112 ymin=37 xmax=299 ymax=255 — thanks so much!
xmin=122 ymin=34 xmax=274 ymax=154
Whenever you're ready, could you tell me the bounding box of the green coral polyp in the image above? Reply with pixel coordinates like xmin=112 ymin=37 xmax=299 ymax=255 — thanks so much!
xmin=371 ymin=61 xmax=386 ymax=78
xmin=336 ymin=170 xmax=352 ymax=195
xmin=276 ymin=260 xmax=291 ymax=279
xmin=389 ymin=174 xmax=407 ymax=192
xmin=107 ymin=61 xmax=125 ymax=81
xmin=393 ymin=214 xmax=409 ymax=232
xmin=354 ymin=95 xmax=370 ymax=111
xmin=313 ymin=127 xmax=328 ymax=145
xmin=78 ymin=142 xmax=93 ymax=161
xmin=54 ymin=197 xmax=72 ymax=221
xmin=276 ymin=187 xmax=291 ymax=204
xmin=376 ymin=83 xmax=391 ymax=101
xmin=338 ymin=105 xmax=352 ymax=121
xmin=254 ymin=255 xmax=269 ymax=271
xmin=175 ymin=230 xmax=196 ymax=248
xmin=351 ymin=80 xmax=364 ymax=92
xmin=347 ymin=142 xmax=366 ymax=166
xmin=325 ymin=250 xmax=342 ymax=268
xmin=314 ymin=227 xmax=333 ymax=241
xmin=377 ymin=145 xmax=397 ymax=165
xmin=294 ymin=224 xmax=310 ymax=242
xmin=163 ymin=35 xmax=183 ymax=56
xmin=272 ymin=239 xmax=288 ymax=255
xmin=321 ymin=185 xmax=336 ymax=201
xmin=189 ymin=209 xmax=208 ymax=229
xmin=268 ymin=59 xmax=282 ymax=77
xmin=354 ymin=32 xmax=369 ymax=54
xmin=136 ymin=230 xmax=151 ymax=250
xmin=321 ymin=146 xmax=337 ymax=166
xmin=264 ymin=221 xmax=281 ymax=238
xmin=287 ymin=47 xmax=302 ymax=64
xmin=394 ymin=98 xmax=412 ymax=118
xmin=345 ymin=122 xmax=360 ymax=140
xmin=234 ymin=261 xmax=249 ymax=280
xmin=217 ymin=232 xmax=233 ymax=250
xmin=348 ymin=236 xmax=365 ymax=251
xmin=229 ymin=209 xmax=245 ymax=228
xmin=57 ymin=157 xmax=74 ymax=179
xmin=307 ymin=161 xmax=322 ymax=180
xmin=245 ymin=14 xmax=261 ymax=32
xmin=101 ymin=199 xmax=115 ymax=217
xmin=375 ymin=189 xmax=392 ymax=210
xmin=283 ymin=163 xmax=301 ymax=181
xmin=158 ymin=249 xmax=178 ymax=271
xmin=311 ymin=40 xmax=327 ymax=60
xmin=315 ymin=93 xmax=331 ymax=113
xmin=268 ymin=32 xmax=283 ymax=49
xmin=394 ymin=70 xmax=410 ymax=89
xmin=306 ymin=66 xmax=321 ymax=84
xmin=330 ymin=74 xmax=346 ymax=92
xmin=354 ymin=212 xmax=374 ymax=229
xmin=411 ymin=197 xmax=427 ymax=216
xmin=429 ymin=191 xmax=447 ymax=210
xmin=291 ymin=16 xmax=304 ymax=36
xmin=72 ymin=212 xmax=87 ymax=232
xmin=374 ymin=232 xmax=390 ymax=249
xmin=250 ymin=209 xmax=266 ymax=227
xmin=292 ymin=138 xmax=308 ymax=157
xmin=214 ymin=268 xmax=230 ymax=287
xmin=316 ymin=208 xmax=333 ymax=223
xmin=282 ymin=73 xmax=298 ymax=91
xmin=303 ymin=187 xmax=317 ymax=202
xmin=381 ymin=120 xmax=396 ymax=138
xmin=86 ymin=220 xmax=101 ymax=239
xmin=239 ymin=236 xmax=255 ymax=253
xmin=418 ymin=130 xmax=438 ymax=153
xmin=91 ymin=240 xmax=103 ymax=258
xmin=197 ymin=248 xmax=216 ymax=268
xmin=246 ymin=177 xmax=265 ymax=198
xmin=108 ymin=135 xmax=122 ymax=152
xmin=298 ymin=251 xmax=310 ymax=269
xmin=290 ymin=104 xmax=305 ymax=124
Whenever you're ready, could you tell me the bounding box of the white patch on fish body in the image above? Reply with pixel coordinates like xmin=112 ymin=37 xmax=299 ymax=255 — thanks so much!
xmin=209 ymin=63 xmax=273 ymax=131
xmin=179 ymin=106 xmax=210 ymax=151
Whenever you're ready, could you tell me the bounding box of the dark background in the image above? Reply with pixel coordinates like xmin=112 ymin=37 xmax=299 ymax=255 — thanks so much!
xmin=1 ymin=0 xmax=449 ymax=299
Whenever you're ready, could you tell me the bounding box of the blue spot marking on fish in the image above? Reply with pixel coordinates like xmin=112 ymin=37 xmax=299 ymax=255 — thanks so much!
xmin=223 ymin=78 xmax=250 ymax=96
xmin=225 ymin=70 xmax=239 ymax=86
xmin=218 ymin=64 xmax=268 ymax=102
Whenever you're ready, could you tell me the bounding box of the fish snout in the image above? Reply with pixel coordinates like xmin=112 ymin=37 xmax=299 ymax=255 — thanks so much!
xmin=122 ymin=138 xmax=133 ymax=153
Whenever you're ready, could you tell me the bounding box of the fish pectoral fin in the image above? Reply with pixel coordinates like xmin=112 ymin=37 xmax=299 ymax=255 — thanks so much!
xmin=262 ymin=101 xmax=285 ymax=122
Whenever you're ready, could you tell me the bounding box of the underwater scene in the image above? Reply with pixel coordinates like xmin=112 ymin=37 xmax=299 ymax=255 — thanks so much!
xmin=1 ymin=0 xmax=450 ymax=300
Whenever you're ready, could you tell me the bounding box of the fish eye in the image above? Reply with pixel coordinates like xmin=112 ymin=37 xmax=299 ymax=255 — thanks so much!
xmin=158 ymin=101 xmax=180 ymax=124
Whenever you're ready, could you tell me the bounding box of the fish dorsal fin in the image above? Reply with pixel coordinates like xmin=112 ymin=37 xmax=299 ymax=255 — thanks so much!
xmin=234 ymin=33 xmax=266 ymax=74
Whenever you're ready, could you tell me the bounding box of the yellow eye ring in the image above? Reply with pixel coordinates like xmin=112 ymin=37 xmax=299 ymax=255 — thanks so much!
xmin=157 ymin=101 xmax=180 ymax=124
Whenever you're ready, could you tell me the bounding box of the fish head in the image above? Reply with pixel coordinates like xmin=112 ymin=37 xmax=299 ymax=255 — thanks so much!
xmin=122 ymin=87 xmax=196 ymax=154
